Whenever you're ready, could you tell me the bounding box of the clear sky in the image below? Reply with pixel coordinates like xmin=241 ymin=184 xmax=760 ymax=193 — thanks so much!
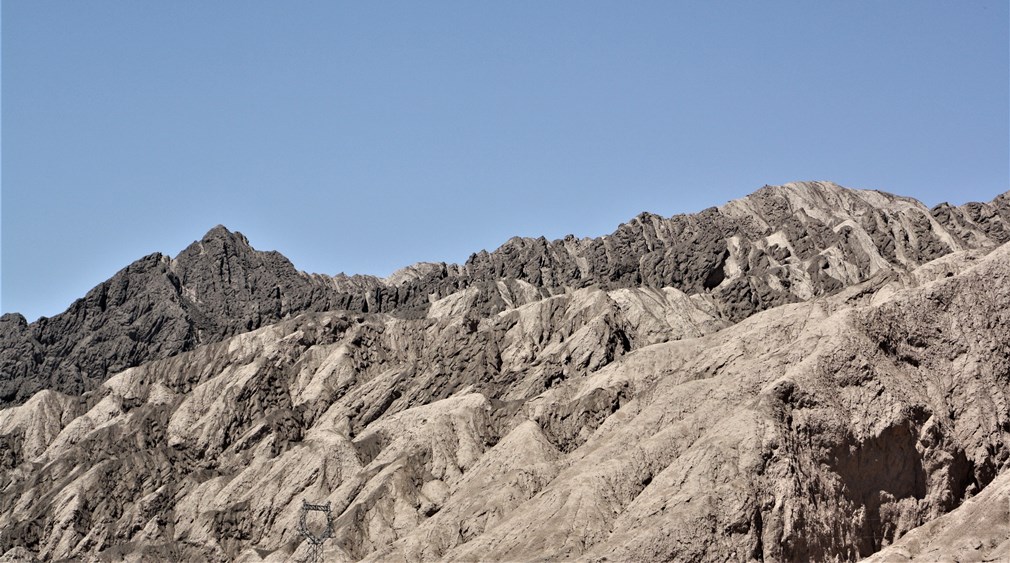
xmin=2 ymin=1 xmax=1007 ymax=322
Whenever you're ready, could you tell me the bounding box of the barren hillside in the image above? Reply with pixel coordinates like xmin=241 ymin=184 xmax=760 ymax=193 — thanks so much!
xmin=2 ymin=181 xmax=1009 ymax=561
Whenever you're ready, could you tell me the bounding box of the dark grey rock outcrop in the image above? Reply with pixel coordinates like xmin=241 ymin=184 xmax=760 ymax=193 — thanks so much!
xmin=3 ymin=238 xmax=1009 ymax=562
xmin=1 ymin=182 xmax=1006 ymax=406
xmin=0 ymin=227 xmax=351 ymax=406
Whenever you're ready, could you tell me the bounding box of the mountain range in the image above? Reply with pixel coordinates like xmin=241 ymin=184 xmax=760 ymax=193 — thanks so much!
xmin=2 ymin=180 xmax=1009 ymax=561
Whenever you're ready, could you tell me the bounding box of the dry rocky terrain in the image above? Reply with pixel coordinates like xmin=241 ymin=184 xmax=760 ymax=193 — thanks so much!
xmin=2 ymin=181 xmax=1009 ymax=561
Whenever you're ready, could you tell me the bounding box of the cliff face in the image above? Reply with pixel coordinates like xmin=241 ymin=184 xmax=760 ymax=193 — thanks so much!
xmin=3 ymin=182 xmax=1007 ymax=408
xmin=2 ymin=182 xmax=1010 ymax=562
xmin=0 ymin=228 xmax=342 ymax=406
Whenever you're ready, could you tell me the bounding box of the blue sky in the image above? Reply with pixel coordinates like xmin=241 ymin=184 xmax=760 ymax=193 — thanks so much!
xmin=2 ymin=1 xmax=1008 ymax=322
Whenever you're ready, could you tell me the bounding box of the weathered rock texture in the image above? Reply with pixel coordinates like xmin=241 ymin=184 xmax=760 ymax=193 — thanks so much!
xmin=3 ymin=182 xmax=1008 ymax=408
xmin=2 ymin=181 xmax=1010 ymax=561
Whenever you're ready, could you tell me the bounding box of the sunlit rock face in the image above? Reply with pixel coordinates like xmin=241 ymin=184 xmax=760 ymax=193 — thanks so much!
xmin=2 ymin=182 xmax=1010 ymax=561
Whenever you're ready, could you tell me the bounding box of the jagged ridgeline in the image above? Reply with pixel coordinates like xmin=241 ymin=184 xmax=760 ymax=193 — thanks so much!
xmin=1 ymin=181 xmax=1010 ymax=561
xmin=3 ymin=181 xmax=1007 ymax=406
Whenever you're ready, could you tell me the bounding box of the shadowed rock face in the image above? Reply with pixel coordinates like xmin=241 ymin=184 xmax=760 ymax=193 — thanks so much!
xmin=2 ymin=182 xmax=1010 ymax=561
xmin=2 ymin=239 xmax=1009 ymax=562
xmin=0 ymin=228 xmax=347 ymax=406
xmin=2 ymin=182 xmax=1007 ymax=408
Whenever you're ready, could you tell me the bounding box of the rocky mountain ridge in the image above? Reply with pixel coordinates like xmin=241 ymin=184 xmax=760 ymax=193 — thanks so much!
xmin=1 ymin=213 xmax=1009 ymax=561
xmin=3 ymin=181 xmax=1008 ymax=408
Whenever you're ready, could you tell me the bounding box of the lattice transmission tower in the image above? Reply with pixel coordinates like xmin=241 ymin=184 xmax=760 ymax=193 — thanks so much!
xmin=298 ymin=499 xmax=334 ymax=563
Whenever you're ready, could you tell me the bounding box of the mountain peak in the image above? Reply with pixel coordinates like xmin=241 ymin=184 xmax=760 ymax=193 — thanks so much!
xmin=204 ymin=224 xmax=232 ymax=238
xmin=5 ymin=189 xmax=1010 ymax=561
xmin=779 ymin=179 xmax=843 ymax=190
xmin=200 ymin=224 xmax=249 ymax=246
xmin=4 ymin=183 xmax=1009 ymax=409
